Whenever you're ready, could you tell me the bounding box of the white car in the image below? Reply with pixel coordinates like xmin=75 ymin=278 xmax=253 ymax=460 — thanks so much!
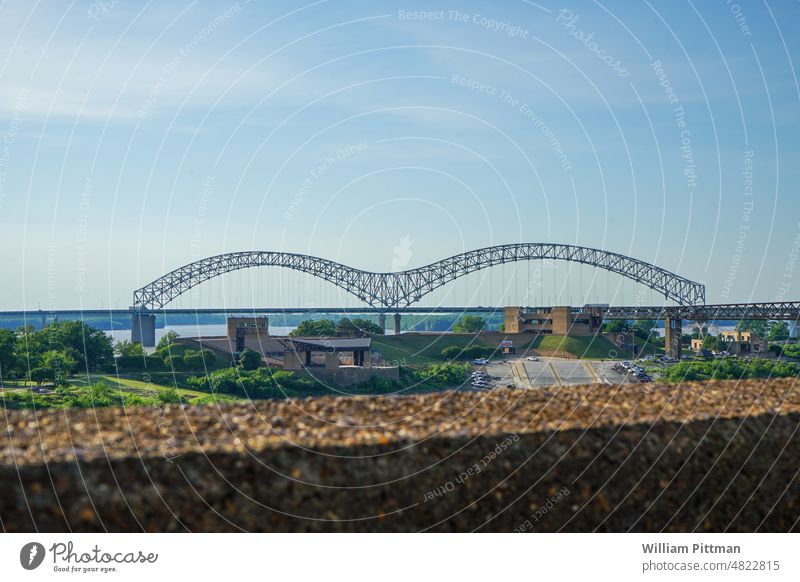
xmin=473 ymin=358 xmax=489 ymax=365
xmin=526 ymin=356 xmax=539 ymax=361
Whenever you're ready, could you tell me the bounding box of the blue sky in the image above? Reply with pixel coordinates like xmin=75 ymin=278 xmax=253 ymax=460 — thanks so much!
xmin=1 ymin=0 xmax=798 ymax=310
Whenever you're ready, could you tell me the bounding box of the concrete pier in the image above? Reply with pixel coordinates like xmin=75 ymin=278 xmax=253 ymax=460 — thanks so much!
xmin=664 ymin=317 xmax=683 ymax=359
xmin=131 ymin=313 xmax=156 ymax=347
xmin=393 ymin=313 xmax=401 ymax=335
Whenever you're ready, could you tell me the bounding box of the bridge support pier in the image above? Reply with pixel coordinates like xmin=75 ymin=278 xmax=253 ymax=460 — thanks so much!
xmin=378 ymin=313 xmax=386 ymax=333
xmin=664 ymin=317 xmax=683 ymax=359
xmin=790 ymin=320 xmax=798 ymax=340
xmin=393 ymin=313 xmax=401 ymax=335
xmin=131 ymin=313 xmax=156 ymax=347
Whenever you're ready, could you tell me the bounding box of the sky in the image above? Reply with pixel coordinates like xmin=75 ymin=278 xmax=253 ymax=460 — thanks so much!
xmin=0 ymin=0 xmax=798 ymax=310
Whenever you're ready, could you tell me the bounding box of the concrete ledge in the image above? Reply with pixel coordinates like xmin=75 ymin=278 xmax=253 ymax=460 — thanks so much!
xmin=2 ymin=379 xmax=799 ymax=532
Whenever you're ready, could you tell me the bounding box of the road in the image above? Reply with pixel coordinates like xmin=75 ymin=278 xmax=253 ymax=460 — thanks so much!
xmin=483 ymin=357 xmax=634 ymax=389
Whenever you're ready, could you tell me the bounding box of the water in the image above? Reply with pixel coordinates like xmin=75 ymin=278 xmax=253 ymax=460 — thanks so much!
xmin=108 ymin=324 xmax=297 ymax=344
xmin=654 ymin=324 xmax=737 ymax=338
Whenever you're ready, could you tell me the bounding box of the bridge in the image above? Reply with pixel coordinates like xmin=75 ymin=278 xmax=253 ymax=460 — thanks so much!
xmin=132 ymin=243 xmax=707 ymax=311
xmin=3 ymin=243 xmax=798 ymax=359
xmin=4 ymin=302 xmax=800 ymax=360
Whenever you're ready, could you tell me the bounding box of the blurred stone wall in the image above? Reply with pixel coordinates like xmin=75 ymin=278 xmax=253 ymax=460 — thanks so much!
xmin=2 ymin=412 xmax=797 ymax=532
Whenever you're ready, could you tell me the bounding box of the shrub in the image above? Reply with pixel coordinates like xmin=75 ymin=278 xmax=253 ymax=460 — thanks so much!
xmin=155 ymin=388 xmax=183 ymax=405
xmin=411 ymin=362 xmax=470 ymax=387
xmin=662 ymin=358 xmax=799 ymax=383
xmin=239 ymin=348 xmax=262 ymax=370
xmin=441 ymin=344 xmax=495 ymax=361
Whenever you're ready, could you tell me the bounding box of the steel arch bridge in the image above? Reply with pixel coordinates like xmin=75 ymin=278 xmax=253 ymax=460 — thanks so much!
xmin=132 ymin=243 xmax=706 ymax=310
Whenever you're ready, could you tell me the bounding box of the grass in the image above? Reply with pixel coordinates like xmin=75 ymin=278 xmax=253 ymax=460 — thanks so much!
xmin=372 ymin=332 xmax=624 ymax=363
xmin=532 ymin=334 xmax=622 ymax=359
xmin=631 ymin=335 xmax=665 ymax=356
xmin=69 ymin=374 xmax=234 ymax=400
xmin=372 ymin=334 xmax=499 ymax=365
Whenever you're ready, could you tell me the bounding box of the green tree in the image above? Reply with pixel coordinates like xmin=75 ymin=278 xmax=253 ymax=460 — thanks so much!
xmin=157 ymin=330 xmax=180 ymax=350
xmin=702 ymin=334 xmax=720 ymax=351
xmin=336 ymin=317 xmax=384 ymax=337
xmin=239 ymin=348 xmax=262 ymax=370
xmin=0 ymin=328 xmax=17 ymax=379
xmin=181 ymin=349 xmax=203 ymax=371
xmin=737 ymin=320 xmax=768 ymax=336
xmin=602 ymin=320 xmax=630 ymax=333
xmin=768 ymin=321 xmax=790 ymax=341
xmin=14 ymin=325 xmax=48 ymax=369
xmin=633 ymin=320 xmax=658 ymax=341
xmin=452 ymin=315 xmax=486 ymax=333
xmin=182 ymin=348 xmax=216 ymax=372
xmin=41 ymin=321 xmax=114 ymax=371
xmin=42 ymin=349 xmax=78 ymax=374
xmin=290 ymin=319 xmax=336 ymax=337
xmin=115 ymin=340 xmax=145 ymax=357
xmin=28 ymin=367 xmax=52 ymax=385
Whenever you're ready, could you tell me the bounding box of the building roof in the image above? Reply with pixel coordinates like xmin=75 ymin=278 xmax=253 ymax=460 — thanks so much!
xmin=281 ymin=337 xmax=372 ymax=352
xmin=179 ymin=336 xmax=286 ymax=355
xmin=178 ymin=335 xmax=372 ymax=355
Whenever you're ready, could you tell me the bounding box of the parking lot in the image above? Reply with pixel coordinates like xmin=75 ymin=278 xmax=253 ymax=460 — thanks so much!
xmin=475 ymin=355 xmax=660 ymax=390
xmin=480 ymin=357 xmax=613 ymax=390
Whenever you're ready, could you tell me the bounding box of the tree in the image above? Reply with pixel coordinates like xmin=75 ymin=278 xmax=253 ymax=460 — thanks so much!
xmin=602 ymin=320 xmax=630 ymax=333
xmin=28 ymin=367 xmax=52 ymax=385
xmin=43 ymin=321 xmax=114 ymax=371
xmin=441 ymin=345 xmax=494 ymax=361
xmin=42 ymin=350 xmax=77 ymax=385
xmin=290 ymin=319 xmax=336 ymax=337
xmin=737 ymin=320 xmax=768 ymax=336
xmin=157 ymin=330 xmax=180 ymax=350
xmin=115 ymin=340 xmax=145 ymax=357
xmin=452 ymin=315 xmax=486 ymax=334
xmin=182 ymin=350 xmax=203 ymax=371
xmin=633 ymin=320 xmax=658 ymax=340
xmin=336 ymin=317 xmax=383 ymax=337
xmin=702 ymin=334 xmax=720 ymax=351
xmin=239 ymin=348 xmax=262 ymax=370
xmin=0 ymin=329 xmax=17 ymax=379
xmin=42 ymin=349 xmax=78 ymax=373
xmin=768 ymin=321 xmax=790 ymax=341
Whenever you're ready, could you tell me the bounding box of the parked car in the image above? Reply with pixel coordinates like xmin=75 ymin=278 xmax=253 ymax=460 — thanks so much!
xmin=526 ymin=356 xmax=539 ymax=362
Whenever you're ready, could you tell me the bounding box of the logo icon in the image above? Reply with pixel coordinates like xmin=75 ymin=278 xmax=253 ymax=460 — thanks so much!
xmin=391 ymin=235 xmax=413 ymax=272
xmin=20 ymin=542 xmax=46 ymax=570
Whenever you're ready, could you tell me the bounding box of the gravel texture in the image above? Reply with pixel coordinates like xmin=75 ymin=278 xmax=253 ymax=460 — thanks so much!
xmin=2 ymin=378 xmax=799 ymax=532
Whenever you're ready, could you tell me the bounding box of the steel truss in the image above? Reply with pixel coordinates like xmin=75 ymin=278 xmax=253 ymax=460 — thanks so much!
xmin=603 ymin=302 xmax=800 ymax=321
xmin=132 ymin=243 xmax=706 ymax=310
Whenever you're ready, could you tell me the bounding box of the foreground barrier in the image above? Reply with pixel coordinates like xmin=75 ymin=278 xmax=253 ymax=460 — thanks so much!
xmin=1 ymin=379 xmax=798 ymax=532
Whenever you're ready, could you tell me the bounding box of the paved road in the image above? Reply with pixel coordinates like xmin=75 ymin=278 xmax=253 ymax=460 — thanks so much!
xmin=550 ymin=360 xmax=595 ymax=385
xmin=483 ymin=358 xmax=624 ymax=389
xmin=522 ymin=361 xmax=558 ymax=388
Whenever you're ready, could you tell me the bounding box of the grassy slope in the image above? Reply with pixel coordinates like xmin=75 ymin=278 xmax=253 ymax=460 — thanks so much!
xmin=534 ymin=334 xmax=621 ymax=359
xmin=373 ymin=333 xmax=623 ymax=363
xmin=70 ymin=374 xmax=224 ymax=399
xmin=372 ymin=334 xmax=498 ymax=365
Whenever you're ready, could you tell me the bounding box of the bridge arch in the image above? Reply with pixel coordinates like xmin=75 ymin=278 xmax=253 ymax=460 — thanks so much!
xmin=132 ymin=243 xmax=705 ymax=310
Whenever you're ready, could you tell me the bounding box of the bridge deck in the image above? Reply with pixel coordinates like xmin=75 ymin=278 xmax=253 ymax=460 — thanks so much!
xmin=3 ymin=302 xmax=799 ymax=320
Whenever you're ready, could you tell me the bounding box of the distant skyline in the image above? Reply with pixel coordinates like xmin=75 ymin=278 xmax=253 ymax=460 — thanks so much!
xmin=1 ymin=0 xmax=798 ymax=310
